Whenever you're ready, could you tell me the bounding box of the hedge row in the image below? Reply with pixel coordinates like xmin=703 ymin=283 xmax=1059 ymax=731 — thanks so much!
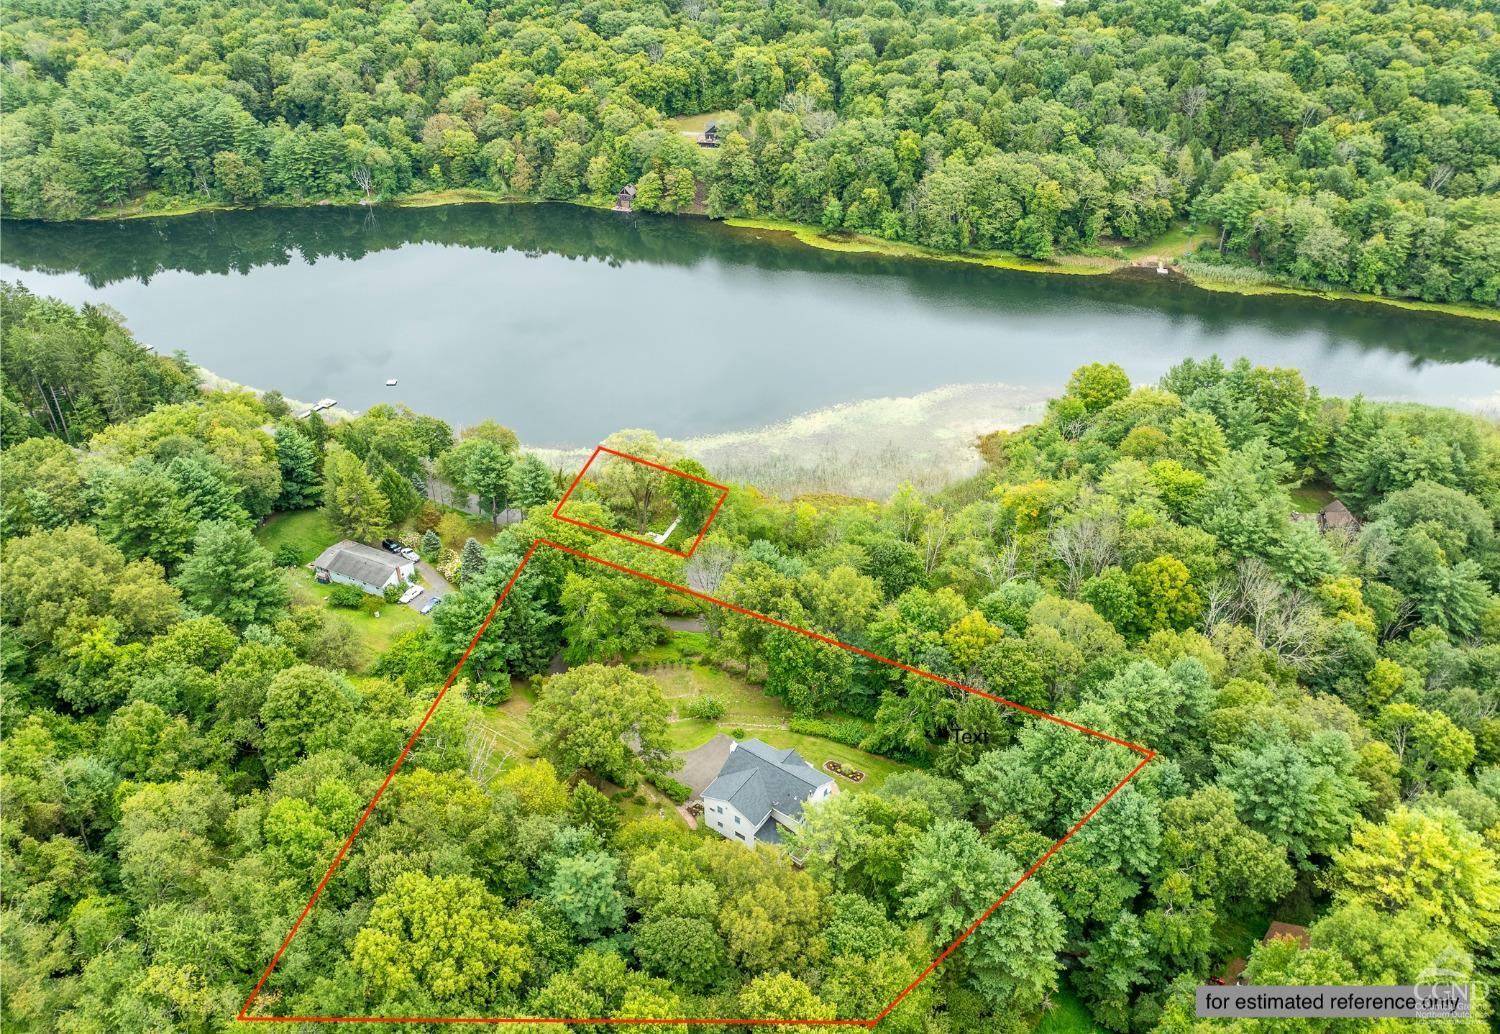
xmin=647 ymin=772 xmax=693 ymax=804
xmin=788 ymin=717 xmax=868 ymax=749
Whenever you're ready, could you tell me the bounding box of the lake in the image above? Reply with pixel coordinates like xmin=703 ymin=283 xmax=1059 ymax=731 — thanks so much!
xmin=2 ymin=203 xmax=1497 ymax=447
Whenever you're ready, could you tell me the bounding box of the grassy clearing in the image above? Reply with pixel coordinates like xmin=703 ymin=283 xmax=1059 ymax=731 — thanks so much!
xmin=631 ymin=630 xmax=713 ymax=665
xmin=1034 ymin=985 xmax=1107 ymax=1034
xmin=639 ymin=632 xmax=912 ymax=789
xmin=492 ymin=646 xmax=910 ymax=793
xmin=392 ymin=188 xmax=515 ymax=208
xmin=1289 ymin=483 xmax=1335 ymax=514
xmin=255 ymin=509 xmax=341 ymax=564
xmin=667 ymin=110 xmax=734 ymax=133
xmin=647 ymin=662 xmax=791 ymax=723
xmin=611 ymin=780 xmax=688 ymax=826
xmin=1117 ymin=221 xmax=1215 ymax=260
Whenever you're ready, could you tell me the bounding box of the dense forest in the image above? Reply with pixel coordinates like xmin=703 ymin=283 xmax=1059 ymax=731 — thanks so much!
xmin=2 ymin=283 xmax=1498 ymax=1030
xmin=2 ymin=0 xmax=1498 ymax=305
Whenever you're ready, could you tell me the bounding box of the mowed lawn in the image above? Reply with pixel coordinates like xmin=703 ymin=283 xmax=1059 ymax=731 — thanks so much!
xmin=477 ymin=654 xmax=911 ymax=792
xmin=667 ymin=110 xmax=733 ymax=134
xmin=1289 ymin=482 xmax=1336 ymax=514
xmin=256 ymin=508 xmax=341 ymax=564
xmin=646 ymin=661 xmax=790 ymax=723
xmin=288 ymin=575 xmax=426 ymax=664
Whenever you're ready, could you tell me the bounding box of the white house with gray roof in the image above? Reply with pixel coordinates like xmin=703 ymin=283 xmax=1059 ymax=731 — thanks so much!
xmin=701 ymin=738 xmax=835 ymax=847
xmin=312 ymin=540 xmax=415 ymax=596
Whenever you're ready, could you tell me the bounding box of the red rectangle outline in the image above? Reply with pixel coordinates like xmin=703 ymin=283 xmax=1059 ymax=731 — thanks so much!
xmin=238 ymin=538 xmax=1154 ymax=1027
xmin=551 ymin=445 xmax=731 ymax=558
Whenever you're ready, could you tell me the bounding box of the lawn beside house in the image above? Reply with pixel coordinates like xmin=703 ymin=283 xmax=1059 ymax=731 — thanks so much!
xmin=255 ymin=508 xmax=341 ymax=564
xmin=667 ymin=110 xmax=733 ymax=134
xmin=288 ymin=575 xmax=426 ymax=664
xmin=472 ymin=658 xmax=912 ymax=800
xmin=665 ymin=720 xmax=910 ymax=791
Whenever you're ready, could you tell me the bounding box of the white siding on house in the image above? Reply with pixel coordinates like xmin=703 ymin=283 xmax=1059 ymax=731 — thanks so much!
xmin=702 ymin=796 xmax=756 ymax=841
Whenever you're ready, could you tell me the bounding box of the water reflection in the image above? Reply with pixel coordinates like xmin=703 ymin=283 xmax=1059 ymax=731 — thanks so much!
xmin=2 ymin=203 xmax=1495 ymax=444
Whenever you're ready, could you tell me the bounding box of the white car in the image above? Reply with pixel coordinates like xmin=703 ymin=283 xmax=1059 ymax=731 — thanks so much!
xmin=399 ymin=547 xmax=420 ymax=562
xmin=398 ymin=584 xmax=424 ymax=605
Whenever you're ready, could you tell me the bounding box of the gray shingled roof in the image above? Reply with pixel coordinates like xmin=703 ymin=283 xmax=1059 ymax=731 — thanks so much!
xmin=753 ymin=818 xmax=782 ymax=844
xmin=312 ymin=540 xmax=403 ymax=587
xmin=701 ymin=738 xmax=832 ymax=825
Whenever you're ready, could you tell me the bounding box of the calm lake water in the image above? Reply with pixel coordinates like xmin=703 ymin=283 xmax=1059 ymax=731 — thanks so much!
xmin=3 ymin=203 xmax=1497 ymax=446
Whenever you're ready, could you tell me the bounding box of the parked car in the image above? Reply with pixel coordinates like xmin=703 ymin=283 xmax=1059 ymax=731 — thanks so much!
xmin=381 ymin=538 xmax=401 ymax=553
xmin=419 ymin=595 xmax=443 ymax=615
xmin=398 ymin=584 xmax=423 ymax=605
xmin=399 ymin=547 xmax=419 ymax=562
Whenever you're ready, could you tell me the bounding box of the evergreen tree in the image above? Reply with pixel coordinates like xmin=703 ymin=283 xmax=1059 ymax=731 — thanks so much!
xmin=302 ymin=410 xmax=330 ymax=449
xmin=421 ymin=529 xmax=443 ymax=558
xmin=373 ymin=457 xmax=422 ymax=523
xmin=176 ymin=520 xmax=289 ymax=629
xmin=165 ymin=452 xmax=250 ymax=525
xmin=568 ymin=780 xmax=620 ymax=839
xmin=458 ymin=537 xmax=487 ymax=583
xmin=274 ymin=421 xmax=321 ymax=508
xmin=509 ymin=452 xmax=557 ymax=508
xmin=322 ymin=443 xmax=389 ymax=541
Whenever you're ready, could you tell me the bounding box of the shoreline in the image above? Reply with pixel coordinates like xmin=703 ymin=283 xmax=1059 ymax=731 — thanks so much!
xmin=74 ymin=191 xmax=1499 ymax=326
xmin=198 ymin=360 xmax=1044 ymax=500
xmin=527 ymin=383 xmax=1051 ymax=501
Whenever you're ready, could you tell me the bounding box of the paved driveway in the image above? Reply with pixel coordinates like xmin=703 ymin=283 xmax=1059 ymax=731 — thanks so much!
xmin=674 ymin=733 xmax=735 ymax=799
xmin=404 ymin=560 xmax=454 ymax=612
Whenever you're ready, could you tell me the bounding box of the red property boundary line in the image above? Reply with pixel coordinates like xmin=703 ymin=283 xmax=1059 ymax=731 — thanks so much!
xmin=552 ymin=445 xmax=731 ymax=559
xmin=240 ymin=536 xmax=1155 ymax=1027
